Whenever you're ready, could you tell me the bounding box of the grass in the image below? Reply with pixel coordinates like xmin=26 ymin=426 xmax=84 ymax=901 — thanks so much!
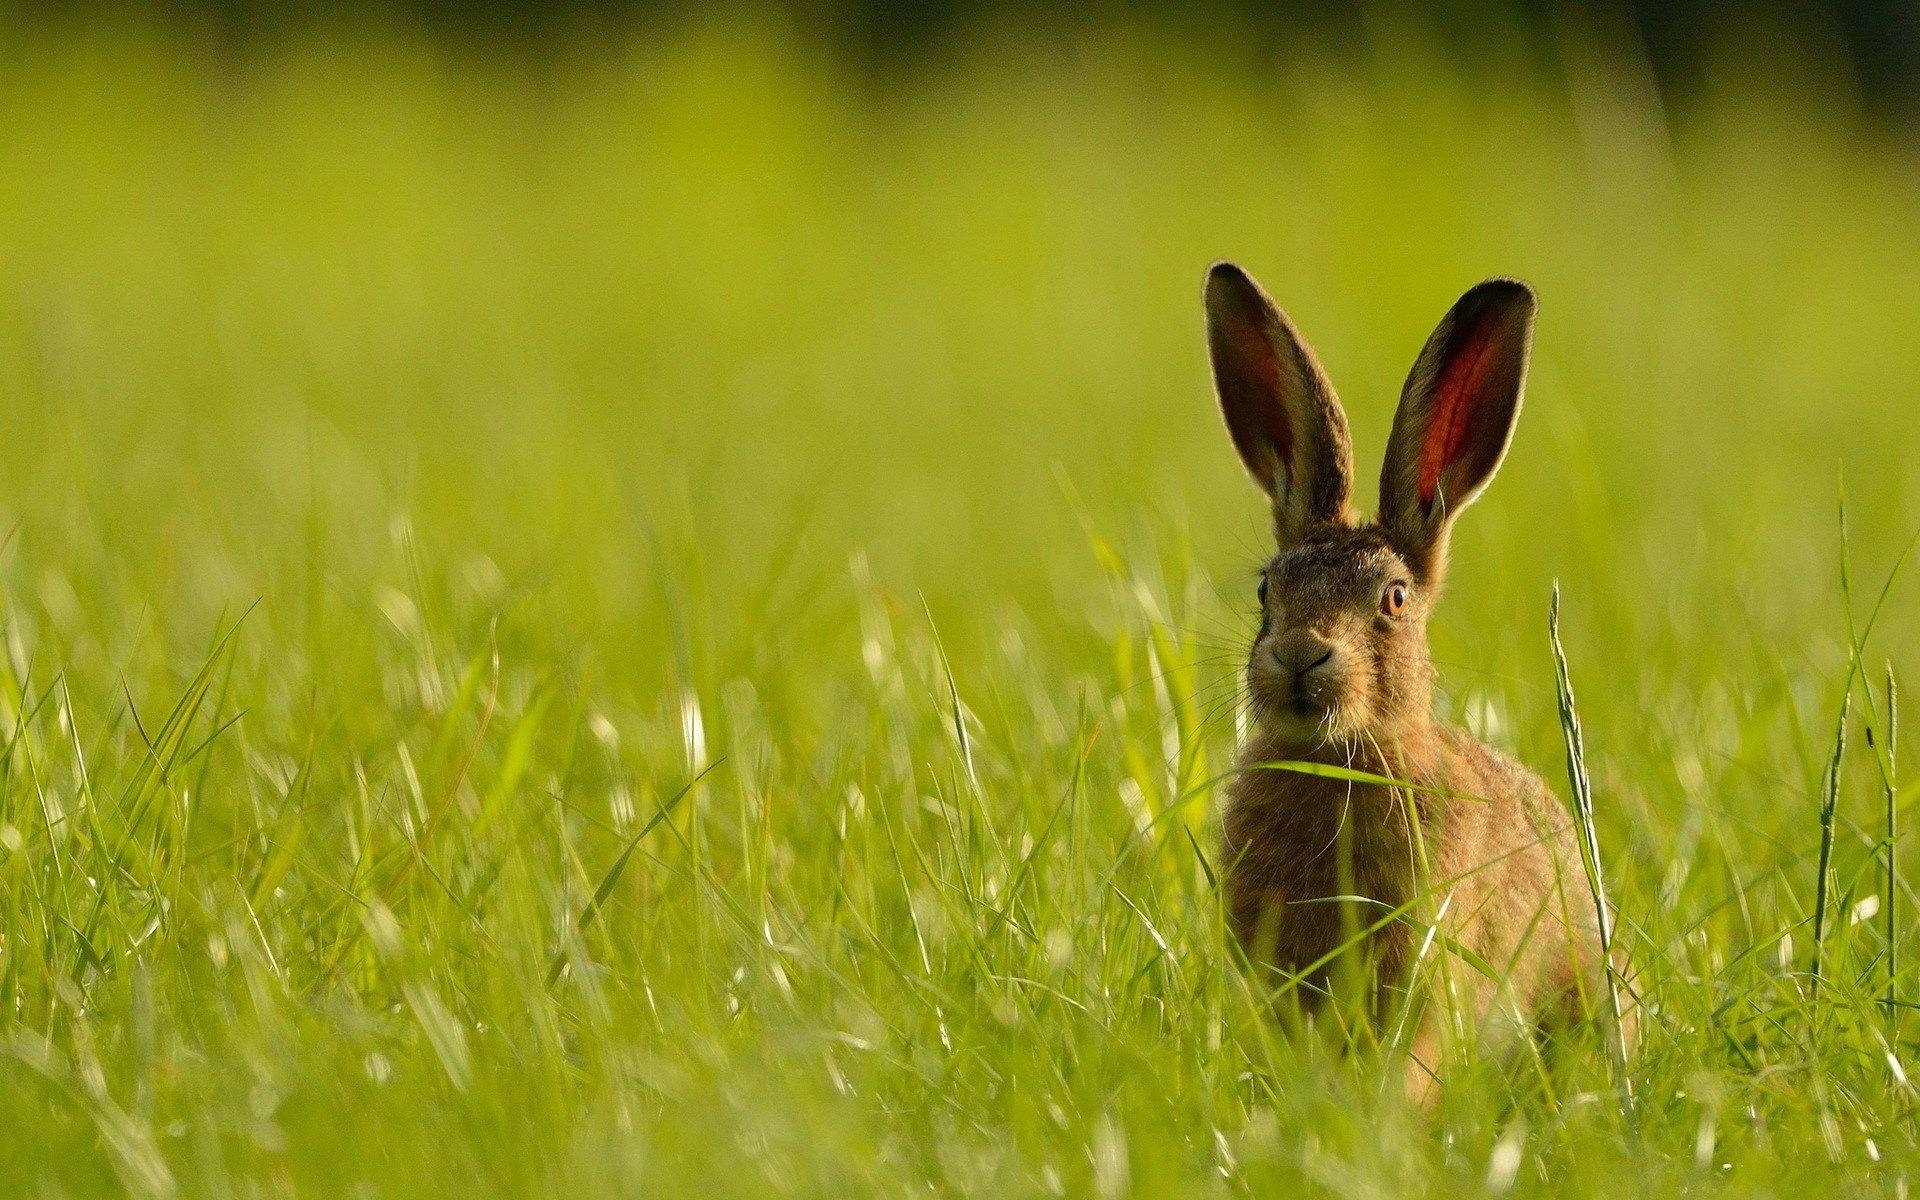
xmin=1 ymin=13 xmax=1919 ymax=1196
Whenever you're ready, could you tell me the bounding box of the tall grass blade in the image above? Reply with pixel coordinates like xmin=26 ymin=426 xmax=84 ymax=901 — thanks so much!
xmin=920 ymin=595 xmax=977 ymax=790
xmin=1810 ymin=688 xmax=1850 ymax=993
xmin=1548 ymin=583 xmax=1632 ymax=1099
xmin=1886 ymin=664 xmax=1899 ymax=1013
xmin=545 ymin=758 xmax=724 ymax=987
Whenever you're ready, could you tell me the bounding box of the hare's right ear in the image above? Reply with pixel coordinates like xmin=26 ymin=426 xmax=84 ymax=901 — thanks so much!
xmin=1378 ymin=279 xmax=1535 ymax=582
xmin=1205 ymin=262 xmax=1356 ymax=548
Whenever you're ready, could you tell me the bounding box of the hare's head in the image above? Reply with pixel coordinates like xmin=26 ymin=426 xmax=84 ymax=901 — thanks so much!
xmin=1205 ymin=263 xmax=1535 ymax=749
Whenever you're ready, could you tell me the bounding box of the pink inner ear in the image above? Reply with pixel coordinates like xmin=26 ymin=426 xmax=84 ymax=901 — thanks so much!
xmin=1232 ymin=322 xmax=1293 ymax=469
xmin=1416 ymin=322 xmax=1499 ymax=507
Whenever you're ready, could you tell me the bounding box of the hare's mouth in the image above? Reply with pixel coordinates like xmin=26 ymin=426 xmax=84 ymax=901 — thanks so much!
xmin=1289 ymin=698 xmax=1348 ymax=733
xmin=1253 ymin=688 xmax=1344 ymax=735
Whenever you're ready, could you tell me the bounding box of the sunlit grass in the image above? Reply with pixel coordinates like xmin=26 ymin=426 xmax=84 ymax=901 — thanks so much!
xmin=0 ymin=14 xmax=1917 ymax=1196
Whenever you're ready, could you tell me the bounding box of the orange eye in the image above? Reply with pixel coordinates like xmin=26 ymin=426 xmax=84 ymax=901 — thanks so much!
xmin=1381 ymin=583 xmax=1408 ymax=617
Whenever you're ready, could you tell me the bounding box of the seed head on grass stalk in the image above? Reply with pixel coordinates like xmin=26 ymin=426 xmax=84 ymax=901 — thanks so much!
xmin=1809 ymin=689 xmax=1849 ymax=996
xmin=1822 ymin=489 xmax=1920 ymax=999
xmin=1548 ymin=582 xmax=1632 ymax=1101
xmin=1885 ymin=665 xmax=1899 ymax=1018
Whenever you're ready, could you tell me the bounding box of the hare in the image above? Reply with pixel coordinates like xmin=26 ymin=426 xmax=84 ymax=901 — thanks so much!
xmin=1203 ymin=262 xmax=1619 ymax=1103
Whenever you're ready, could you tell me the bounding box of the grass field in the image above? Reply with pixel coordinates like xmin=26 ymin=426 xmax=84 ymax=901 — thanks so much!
xmin=1 ymin=14 xmax=1919 ymax=1196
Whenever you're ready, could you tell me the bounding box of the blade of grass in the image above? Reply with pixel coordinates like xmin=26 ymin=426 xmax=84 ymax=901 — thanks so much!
xmin=1828 ymin=495 xmax=1917 ymax=998
xmin=545 ymin=758 xmax=724 ymax=988
xmin=1811 ymin=687 xmax=1850 ymax=994
xmin=1548 ymin=583 xmax=1632 ymax=1101
xmin=920 ymin=594 xmax=977 ymax=791
xmin=1886 ymin=665 xmax=1900 ymax=1016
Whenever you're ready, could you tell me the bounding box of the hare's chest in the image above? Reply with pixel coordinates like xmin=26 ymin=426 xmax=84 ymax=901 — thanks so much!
xmin=1222 ymin=773 xmax=1421 ymax=919
xmin=1221 ymin=771 xmax=1420 ymax=960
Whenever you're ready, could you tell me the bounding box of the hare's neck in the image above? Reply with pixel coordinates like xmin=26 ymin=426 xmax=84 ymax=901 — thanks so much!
xmin=1248 ymin=718 xmax=1438 ymax=778
xmin=1236 ymin=722 xmax=1448 ymax=841
xmin=1228 ymin=728 xmax=1440 ymax=900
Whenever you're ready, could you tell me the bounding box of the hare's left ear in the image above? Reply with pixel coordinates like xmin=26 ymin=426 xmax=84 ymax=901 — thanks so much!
xmin=1205 ymin=262 xmax=1356 ymax=549
xmin=1378 ymin=279 xmax=1536 ymax=582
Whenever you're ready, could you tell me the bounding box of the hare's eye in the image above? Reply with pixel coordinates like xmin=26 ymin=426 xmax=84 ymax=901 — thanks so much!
xmin=1381 ymin=582 xmax=1408 ymax=617
xmin=1256 ymin=575 xmax=1269 ymax=605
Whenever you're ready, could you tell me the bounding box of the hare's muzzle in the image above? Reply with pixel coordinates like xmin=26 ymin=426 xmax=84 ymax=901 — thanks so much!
xmin=1256 ymin=627 xmax=1345 ymax=721
xmin=1267 ymin=628 xmax=1335 ymax=683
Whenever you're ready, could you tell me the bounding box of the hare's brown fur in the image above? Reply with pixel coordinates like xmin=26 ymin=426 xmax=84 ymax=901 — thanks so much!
xmin=1224 ymin=663 xmax=1603 ymax=1058
xmin=1203 ymin=263 xmax=1621 ymax=1102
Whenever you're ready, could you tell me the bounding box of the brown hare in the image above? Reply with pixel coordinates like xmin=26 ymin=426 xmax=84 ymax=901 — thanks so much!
xmin=1203 ymin=262 xmax=1618 ymax=1104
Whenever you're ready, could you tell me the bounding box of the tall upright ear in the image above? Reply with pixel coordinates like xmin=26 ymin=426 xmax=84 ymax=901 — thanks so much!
xmin=1378 ymin=278 xmax=1536 ymax=581
xmin=1205 ymin=262 xmax=1355 ymax=548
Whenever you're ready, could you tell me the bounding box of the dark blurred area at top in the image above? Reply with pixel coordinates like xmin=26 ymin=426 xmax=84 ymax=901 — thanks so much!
xmin=14 ymin=0 xmax=1920 ymax=122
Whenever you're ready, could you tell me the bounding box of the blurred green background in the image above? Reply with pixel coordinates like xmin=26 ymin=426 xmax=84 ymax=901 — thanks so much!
xmin=1 ymin=5 xmax=1919 ymax=1196
xmin=6 ymin=6 xmax=1919 ymax=656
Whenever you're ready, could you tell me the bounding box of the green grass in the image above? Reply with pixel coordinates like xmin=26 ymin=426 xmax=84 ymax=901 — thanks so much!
xmin=1 ymin=14 xmax=1919 ymax=1196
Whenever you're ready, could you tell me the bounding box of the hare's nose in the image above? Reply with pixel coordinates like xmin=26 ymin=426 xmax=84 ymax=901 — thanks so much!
xmin=1269 ymin=630 xmax=1335 ymax=680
